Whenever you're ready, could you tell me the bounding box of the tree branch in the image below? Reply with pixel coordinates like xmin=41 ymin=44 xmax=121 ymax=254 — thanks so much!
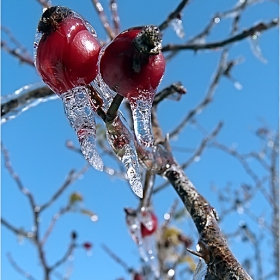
xmin=158 ymin=0 xmax=190 ymax=31
xmin=162 ymin=19 xmax=279 ymax=52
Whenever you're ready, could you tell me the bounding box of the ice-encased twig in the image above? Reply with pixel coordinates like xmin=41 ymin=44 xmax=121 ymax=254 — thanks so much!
xmin=90 ymin=75 xmax=116 ymax=112
xmin=61 ymin=87 xmax=103 ymax=171
xmin=106 ymin=112 xmax=143 ymax=198
xmin=1 ymin=83 xmax=57 ymax=124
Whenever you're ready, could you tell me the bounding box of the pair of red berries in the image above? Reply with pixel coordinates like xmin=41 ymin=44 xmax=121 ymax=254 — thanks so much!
xmin=35 ymin=6 xmax=165 ymax=117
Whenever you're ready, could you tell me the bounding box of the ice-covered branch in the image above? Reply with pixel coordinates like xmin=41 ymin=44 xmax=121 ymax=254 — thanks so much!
xmin=40 ymin=165 xmax=90 ymax=212
xmin=162 ymin=18 xmax=279 ymax=52
xmin=1 ymin=84 xmax=56 ymax=123
xmin=109 ymin=0 xmax=120 ymax=35
xmin=1 ymin=218 xmax=31 ymax=239
xmin=1 ymin=26 xmax=34 ymax=66
xmin=7 ymin=253 xmax=38 ymax=280
xmin=158 ymin=0 xmax=190 ymax=31
xmin=169 ymin=49 xmax=228 ymax=139
xmin=36 ymin=0 xmax=51 ymax=9
xmin=153 ymin=82 xmax=187 ymax=105
xmin=91 ymin=0 xmax=116 ymax=39
xmin=153 ymin=122 xmax=223 ymax=194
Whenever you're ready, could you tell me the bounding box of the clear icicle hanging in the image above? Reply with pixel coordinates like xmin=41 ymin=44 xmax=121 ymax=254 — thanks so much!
xmin=61 ymin=87 xmax=103 ymax=171
xmin=170 ymin=17 xmax=185 ymax=39
xmin=129 ymin=93 xmax=155 ymax=147
xmin=192 ymin=258 xmax=207 ymax=280
xmin=106 ymin=113 xmax=143 ymax=198
xmin=124 ymin=208 xmax=150 ymax=264
xmin=141 ymin=235 xmax=160 ymax=279
xmin=249 ymin=32 xmax=267 ymax=64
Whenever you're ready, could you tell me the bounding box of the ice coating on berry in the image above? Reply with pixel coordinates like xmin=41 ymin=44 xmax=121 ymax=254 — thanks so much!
xmin=99 ymin=26 xmax=165 ymax=147
xmin=106 ymin=113 xmax=143 ymax=198
xmin=61 ymin=87 xmax=103 ymax=171
xmin=34 ymin=6 xmax=101 ymax=94
xmin=125 ymin=208 xmax=159 ymax=278
xmin=140 ymin=209 xmax=158 ymax=235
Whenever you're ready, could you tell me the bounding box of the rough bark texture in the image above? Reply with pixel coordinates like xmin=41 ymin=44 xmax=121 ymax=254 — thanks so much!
xmin=165 ymin=165 xmax=253 ymax=279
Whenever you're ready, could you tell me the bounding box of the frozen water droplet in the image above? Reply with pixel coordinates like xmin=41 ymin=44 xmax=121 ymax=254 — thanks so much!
xmin=106 ymin=113 xmax=143 ymax=198
xmin=234 ymin=81 xmax=243 ymax=90
xmin=129 ymin=96 xmax=154 ymax=147
xmin=170 ymin=18 xmax=185 ymax=38
xmin=214 ymin=17 xmax=220 ymax=23
xmin=61 ymin=87 xmax=103 ymax=171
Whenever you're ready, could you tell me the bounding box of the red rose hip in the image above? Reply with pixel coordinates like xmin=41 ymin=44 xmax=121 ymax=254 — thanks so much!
xmin=35 ymin=6 xmax=101 ymax=94
xmin=34 ymin=6 xmax=103 ymax=171
xmin=100 ymin=26 xmax=165 ymax=147
xmin=140 ymin=211 xmax=158 ymax=238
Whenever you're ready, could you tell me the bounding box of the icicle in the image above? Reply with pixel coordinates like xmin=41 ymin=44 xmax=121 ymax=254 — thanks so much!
xmin=129 ymin=93 xmax=155 ymax=147
xmin=141 ymin=235 xmax=160 ymax=279
xmin=61 ymin=87 xmax=103 ymax=171
xmin=170 ymin=18 xmax=185 ymax=38
xmin=192 ymin=258 xmax=207 ymax=280
xmin=125 ymin=208 xmax=149 ymax=262
xmin=1 ymin=83 xmax=58 ymax=124
xmin=249 ymin=33 xmax=267 ymax=63
xmin=106 ymin=112 xmax=143 ymax=198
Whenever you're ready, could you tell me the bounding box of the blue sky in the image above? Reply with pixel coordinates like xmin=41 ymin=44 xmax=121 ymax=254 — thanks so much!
xmin=1 ymin=1 xmax=278 ymax=279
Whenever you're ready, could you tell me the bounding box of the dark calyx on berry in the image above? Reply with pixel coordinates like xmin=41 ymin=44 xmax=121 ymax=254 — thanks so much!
xmin=38 ymin=6 xmax=72 ymax=34
xmin=133 ymin=25 xmax=162 ymax=55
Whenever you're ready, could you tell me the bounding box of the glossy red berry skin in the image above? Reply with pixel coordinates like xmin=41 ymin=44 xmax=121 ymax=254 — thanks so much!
xmin=35 ymin=7 xmax=101 ymax=94
xmin=140 ymin=212 xmax=158 ymax=238
xmin=100 ymin=27 xmax=165 ymax=99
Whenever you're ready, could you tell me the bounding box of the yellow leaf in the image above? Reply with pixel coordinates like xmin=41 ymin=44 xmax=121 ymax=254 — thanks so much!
xmin=162 ymin=227 xmax=181 ymax=245
xmin=179 ymin=255 xmax=197 ymax=272
xmin=69 ymin=192 xmax=83 ymax=204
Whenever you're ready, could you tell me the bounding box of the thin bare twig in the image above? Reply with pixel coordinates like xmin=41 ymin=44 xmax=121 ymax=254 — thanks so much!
xmin=1 ymin=27 xmax=34 ymax=66
xmin=153 ymin=82 xmax=187 ymax=105
xmin=40 ymin=165 xmax=90 ymax=212
xmin=169 ymin=49 xmax=228 ymax=139
xmin=109 ymin=0 xmax=120 ymax=35
xmin=162 ymin=19 xmax=279 ymax=52
xmin=1 ymin=218 xmax=31 ymax=239
xmin=158 ymin=0 xmax=190 ymax=31
xmin=1 ymin=144 xmax=37 ymax=214
xmin=91 ymin=0 xmax=115 ymax=39
xmin=7 ymin=253 xmax=38 ymax=280
xmin=101 ymin=244 xmax=133 ymax=274
xmin=36 ymin=0 xmax=51 ymax=9
xmin=154 ymin=122 xmax=223 ymax=194
xmin=50 ymin=239 xmax=76 ymax=272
